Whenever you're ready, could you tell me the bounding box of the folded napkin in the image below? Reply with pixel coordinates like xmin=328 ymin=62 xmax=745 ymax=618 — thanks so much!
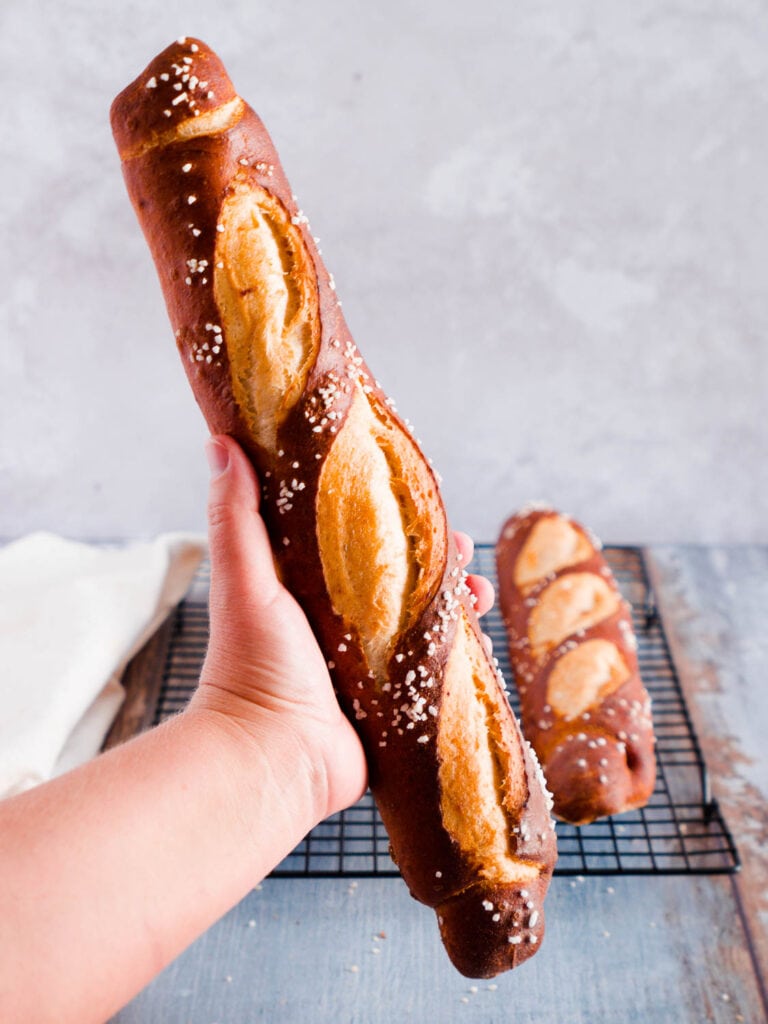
xmin=0 ymin=531 xmax=206 ymax=798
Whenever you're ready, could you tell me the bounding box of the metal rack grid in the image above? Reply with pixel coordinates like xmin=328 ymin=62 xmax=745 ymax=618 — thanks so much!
xmin=152 ymin=545 xmax=740 ymax=877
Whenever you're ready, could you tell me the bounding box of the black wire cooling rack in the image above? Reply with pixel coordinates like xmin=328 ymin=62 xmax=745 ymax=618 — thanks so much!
xmin=151 ymin=545 xmax=739 ymax=877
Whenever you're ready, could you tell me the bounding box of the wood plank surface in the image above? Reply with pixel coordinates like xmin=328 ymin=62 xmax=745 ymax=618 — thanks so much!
xmin=112 ymin=874 xmax=762 ymax=1023
xmin=102 ymin=612 xmax=177 ymax=750
xmin=645 ymin=547 xmax=768 ymax=1007
xmin=109 ymin=546 xmax=767 ymax=1023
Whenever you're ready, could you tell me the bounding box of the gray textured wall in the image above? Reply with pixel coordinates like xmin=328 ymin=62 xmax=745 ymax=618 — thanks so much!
xmin=2 ymin=1 xmax=766 ymax=543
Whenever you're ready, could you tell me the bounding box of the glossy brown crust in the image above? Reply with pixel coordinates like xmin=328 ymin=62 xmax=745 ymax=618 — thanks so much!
xmin=112 ymin=39 xmax=555 ymax=978
xmin=496 ymin=509 xmax=656 ymax=825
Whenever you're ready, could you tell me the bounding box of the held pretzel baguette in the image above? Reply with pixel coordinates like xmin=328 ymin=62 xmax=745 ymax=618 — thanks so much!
xmin=111 ymin=38 xmax=556 ymax=978
xmin=496 ymin=507 xmax=656 ymax=825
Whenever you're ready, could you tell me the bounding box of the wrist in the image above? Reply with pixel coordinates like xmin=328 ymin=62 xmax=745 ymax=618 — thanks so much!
xmin=183 ymin=695 xmax=331 ymax=835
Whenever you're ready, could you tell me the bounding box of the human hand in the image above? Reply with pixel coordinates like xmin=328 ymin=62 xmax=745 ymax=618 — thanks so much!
xmin=192 ymin=435 xmax=495 ymax=823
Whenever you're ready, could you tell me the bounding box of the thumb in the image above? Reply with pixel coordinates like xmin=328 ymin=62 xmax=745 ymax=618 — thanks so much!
xmin=204 ymin=435 xmax=281 ymax=626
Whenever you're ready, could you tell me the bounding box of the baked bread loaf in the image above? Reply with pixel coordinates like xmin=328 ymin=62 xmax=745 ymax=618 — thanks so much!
xmin=496 ymin=507 xmax=656 ymax=825
xmin=111 ymin=38 xmax=556 ymax=978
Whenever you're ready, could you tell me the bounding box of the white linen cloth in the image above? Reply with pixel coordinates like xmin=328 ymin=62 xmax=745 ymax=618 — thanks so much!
xmin=0 ymin=531 xmax=206 ymax=798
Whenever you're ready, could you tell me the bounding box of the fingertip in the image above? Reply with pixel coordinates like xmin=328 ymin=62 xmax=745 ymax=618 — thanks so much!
xmin=205 ymin=436 xmax=260 ymax=499
xmin=205 ymin=436 xmax=231 ymax=479
xmin=468 ymin=573 xmax=495 ymax=617
xmin=453 ymin=530 xmax=475 ymax=567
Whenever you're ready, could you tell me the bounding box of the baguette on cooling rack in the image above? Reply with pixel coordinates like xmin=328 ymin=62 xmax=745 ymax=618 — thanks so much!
xmin=111 ymin=38 xmax=556 ymax=978
xmin=496 ymin=507 xmax=656 ymax=825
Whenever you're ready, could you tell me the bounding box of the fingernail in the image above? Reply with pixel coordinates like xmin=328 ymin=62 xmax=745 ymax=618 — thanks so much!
xmin=205 ymin=438 xmax=229 ymax=478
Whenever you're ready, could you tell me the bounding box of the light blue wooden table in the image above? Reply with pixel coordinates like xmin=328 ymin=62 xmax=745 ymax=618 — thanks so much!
xmin=112 ymin=547 xmax=768 ymax=1023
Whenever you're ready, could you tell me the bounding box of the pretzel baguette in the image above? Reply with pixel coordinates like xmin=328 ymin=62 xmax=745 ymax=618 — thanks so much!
xmin=496 ymin=508 xmax=656 ymax=825
xmin=111 ymin=38 xmax=556 ymax=977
